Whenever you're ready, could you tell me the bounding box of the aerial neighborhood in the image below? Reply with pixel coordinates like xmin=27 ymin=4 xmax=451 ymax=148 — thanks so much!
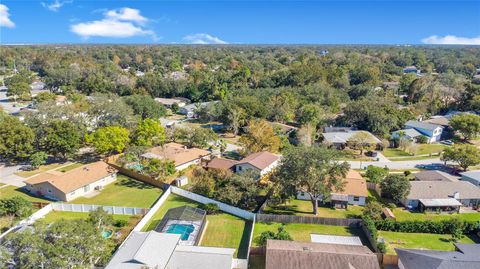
xmin=1 ymin=6 xmax=480 ymax=268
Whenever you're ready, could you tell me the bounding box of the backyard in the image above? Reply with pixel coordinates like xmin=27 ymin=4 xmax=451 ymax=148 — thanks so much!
xmin=262 ymin=199 xmax=363 ymax=219
xmin=252 ymin=222 xmax=370 ymax=247
xmin=71 ymin=175 xmax=163 ymax=208
xmin=0 ymin=185 xmax=52 ymax=203
xmin=391 ymin=208 xmax=480 ymax=222
xmin=142 ymin=194 xmax=251 ymax=258
xmin=379 ymin=230 xmax=479 ymax=254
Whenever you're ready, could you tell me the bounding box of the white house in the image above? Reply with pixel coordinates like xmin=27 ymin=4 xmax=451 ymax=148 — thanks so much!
xmin=235 ymin=151 xmax=281 ymax=177
xmin=297 ymin=170 xmax=369 ymax=207
xmin=24 ymin=161 xmax=117 ymax=202
xmin=404 ymin=120 xmax=444 ymax=143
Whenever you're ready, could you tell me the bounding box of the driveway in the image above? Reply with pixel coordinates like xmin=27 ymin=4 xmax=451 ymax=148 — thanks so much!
xmin=0 ymin=164 xmax=26 ymax=187
xmin=347 ymin=158 xmax=445 ymax=170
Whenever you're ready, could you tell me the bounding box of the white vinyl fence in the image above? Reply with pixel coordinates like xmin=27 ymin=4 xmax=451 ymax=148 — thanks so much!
xmin=170 ymin=186 xmax=255 ymax=220
xmin=52 ymin=203 xmax=149 ymax=215
xmin=0 ymin=204 xmax=53 ymax=240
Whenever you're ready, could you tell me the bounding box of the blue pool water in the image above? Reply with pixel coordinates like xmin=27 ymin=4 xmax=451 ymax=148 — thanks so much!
xmin=102 ymin=230 xmax=113 ymax=238
xmin=166 ymin=224 xmax=195 ymax=240
xmin=128 ymin=164 xmax=144 ymax=171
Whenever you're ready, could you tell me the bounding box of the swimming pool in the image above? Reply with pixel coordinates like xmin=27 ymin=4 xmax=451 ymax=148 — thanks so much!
xmin=166 ymin=224 xmax=195 ymax=241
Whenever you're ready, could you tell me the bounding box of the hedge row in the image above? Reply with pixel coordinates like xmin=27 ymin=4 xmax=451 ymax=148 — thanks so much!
xmin=374 ymin=218 xmax=479 ymax=235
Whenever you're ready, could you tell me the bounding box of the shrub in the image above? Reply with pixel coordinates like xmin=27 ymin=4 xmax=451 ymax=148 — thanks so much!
xmin=377 ymin=242 xmax=387 ymax=253
xmin=363 ymin=201 xmax=383 ymax=221
xmin=416 ymin=135 xmax=428 ymax=144
xmin=374 ymin=218 xmax=479 ymax=235
xmin=256 ymin=224 xmax=293 ymax=246
xmin=403 ymin=170 xmax=411 ymax=177
xmin=0 ymin=197 xmax=32 ymax=218
xmin=114 ymin=219 xmax=129 ymax=228
xmin=200 ymin=203 xmax=219 ymax=215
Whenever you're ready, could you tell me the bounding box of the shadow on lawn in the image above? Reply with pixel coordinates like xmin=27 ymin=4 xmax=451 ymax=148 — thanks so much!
xmin=116 ymin=176 xmax=156 ymax=190
xmin=237 ymin=220 xmax=253 ymax=259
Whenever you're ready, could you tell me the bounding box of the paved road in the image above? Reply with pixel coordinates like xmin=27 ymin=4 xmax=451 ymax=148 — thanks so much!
xmin=347 ymin=158 xmax=445 ymax=170
xmin=0 ymin=164 xmax=26 ymax=187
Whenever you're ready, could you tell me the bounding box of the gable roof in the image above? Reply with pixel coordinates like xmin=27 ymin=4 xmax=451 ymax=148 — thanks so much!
xmin=407 ymin=181 xmax=480 ymax=200
xmin=25 ymin=161 xmax=117 ymax=193
xmin=106 ymin=231 xmax=180 ymax=269
xmin=405 ymin=120 xmax=443 ymax=132
xmin=237 ymin=151 xmax=280 ymax=170
xmin=395 ymin=244 xmax=480 ymax=269
xmin=425 ymin=116 xmax=450 ymax=127
xmin=460 ymin=170 xmax=480 ymax=183
xmin=392 ymin=128 xmax=423 ymax=138
xmin=322 ymin=131 xmax=381 ymax=144
xmin=332 ymin=170 xmax=369 ymax=197
xmin=205 ymin=157 xmax=238 ymax=170
xmin=414 ymin=170 xmax=458 ymax=182
xmin=143 ymin=143 xmax=211 ymax=167
xmin=265 ymin=240 xmax=380 ymax=269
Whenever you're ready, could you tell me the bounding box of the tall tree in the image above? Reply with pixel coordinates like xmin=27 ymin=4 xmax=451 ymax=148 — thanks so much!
xmin=442 ymin=145 xmax=480 ymax=171
xmin=274 ymin=146 xmax=350 ymax=215
xmin=41 ymin=120 xmax=82 ymax=159
xmin=85 ymin=126 xmax=130 ymax=155
xmin=450 ymin=114 xmax=480 ymax=142
xmin=133 ymin=119 xmax=166 ymax=147
xmin=124 ymin=95 xmax=167 ymax=119
xmin=240 ymin=119 xmax=281 ymax=155
xmin=0 ymin=115 xmax=35 ymax=161
xmin=380 ymin=174 xmax=411 ymax=203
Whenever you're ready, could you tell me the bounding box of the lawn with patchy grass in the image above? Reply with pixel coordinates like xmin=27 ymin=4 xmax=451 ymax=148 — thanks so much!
xmin=252 ymin=222 xmax=369 ymax=247
xmin=42 ymin=211 xmax=132 ymax=223
xmin=392 ymin=208 xmax=480 ymax=222
xmin=379 ymin=231 xmax=478 ymax=254
xmin=54 ymin=162 xmax=85 ymax=173
xmin=15 ymin=162 xmax=69 ymax=178
xmin=0 ymin=185 xmax=52 ymax=203
xmin=71 ymin=175 xmax=162 ymax=208
xmin=142 ymin=194 xmax=250 ymax=258
xmin=263 ymin=199 xmax=363 ymax=219
xmin=383 ymin=148 xmax=411 ymax=157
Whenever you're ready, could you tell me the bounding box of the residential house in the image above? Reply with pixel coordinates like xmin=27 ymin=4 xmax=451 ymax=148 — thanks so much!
xmin=297 ymin=170 xmax=369 ymax=207
xmin=391 ymin=128 xmax=424 ymax=142
xmin=179 ymin=101 xmax=218 ymax=118
xmin=24 ymin=161 xmax=117 ymax=202
xmin=234 ymin=151 xmax=281 ymax=177
xmin=396 ymin=243 xmax=480 ymax=269
xmin=205 ymin=157 xmax=238 ymax=172
xmin=322 ymin=130 xmax=382 ymax=150
xmin=106 ymin=231 xmax=235 ymax=269
xmin=142 ymin=142 xmax=211 ymax=171
xmin=265 ymin=240 xmax=380 ymax=269
xmin=460 ymin=170 xmax=480 ymax=187
xmin=154 ymin=98 xmax=187 ymax=108
xmin=404 ymin=120 xmax=444 ymax=143
xmin=414 ymin=170 xmax=458 ymax=182
xmin=402 ymin=181 xmax=480 ymax=212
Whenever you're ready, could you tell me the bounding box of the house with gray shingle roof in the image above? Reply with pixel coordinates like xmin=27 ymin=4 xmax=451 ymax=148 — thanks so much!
xmin=322 ymin=130 xmax=381 ymax=149
xmin=460 ymin=170 xmax=480 ymax=187
xmin=391 ymin=128 xmax=424 ymax=141
xmin=404 ymin=120 xmax=444 ymax=143
xmin=396 ymin=243 xmax=480 ymax=269
xmin=402 ymin=181 xmax=480 ymax=212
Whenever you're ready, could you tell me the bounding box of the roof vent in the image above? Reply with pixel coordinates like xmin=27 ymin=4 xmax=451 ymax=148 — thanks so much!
xmin=302 ymin=247 xmax=312 ymax=252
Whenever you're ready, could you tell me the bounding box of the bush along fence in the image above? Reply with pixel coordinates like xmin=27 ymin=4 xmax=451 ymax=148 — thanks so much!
xmin=52 ymin=203 xmax=149 ymax=216
xmin=374 ymin=218 xmax=480 ymax=235
xmin=256 ymin=213 xmax=362 ymax=227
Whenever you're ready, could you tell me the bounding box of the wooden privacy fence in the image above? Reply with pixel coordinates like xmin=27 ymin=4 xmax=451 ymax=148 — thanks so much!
xmin=367 ymin=182 xmax=381 ymax=196
xmin=31 ymin=202 xmax=50 ymax=209
xmin=52 ymin=203 xmax=149 ymax=215
xmin=250 ymin=246 xmax=266 ymax=256
xmin=256 ymin=213 xmax=362 ymax=227
xmin=104 ymin=158 xmax=166 ymax=189
xmin=376 ymin=253 xmax=399 ymax=266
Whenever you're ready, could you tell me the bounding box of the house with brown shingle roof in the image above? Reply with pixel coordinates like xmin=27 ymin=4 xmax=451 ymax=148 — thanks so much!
xmin=265 ymin=240 xmax=380 ymax=269
xmin=24 ymin=161 xmax=117 ymax=202
xmin=234 ymin=151 xmax=281 ymax=176
xmin=297 ymin=170 xmax=369 ymax=207
xmin=142 ymin=142 xmax=212 ymax=171
xmin=205 ymin=157 xmax=238 ymax=171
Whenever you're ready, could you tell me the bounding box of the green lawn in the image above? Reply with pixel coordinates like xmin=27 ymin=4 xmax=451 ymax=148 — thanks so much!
xmin=252 ymin=222 xmax=369 ymax=247
xmin=392 ymin=208 xmax=480 ymax=222
xmin=379 ymin=230 xmax=478 ymax=254
xmin=142 ymin=194 xmax=250 ymax=258
xmin=71 ymin=175 xmax=163 ymax=208
xmin=384 ymin=144 xmax=447 ymax=161
xmin=54 ymin=162 xmax=85 ymax=173
xmin=383 ymin=148 xmax=411 ymax=157
xmin=14 ymin=162 xmax=69 ymax=178
xmin=42 ymin=211 xmax=132 ymax=223
xmin=0 ymin=185 xmax=52 ymax=203
xmin=417 ymin=144 xmax=448 ymax=155
xmin=263 ymin=199 xmax=363 ymax=219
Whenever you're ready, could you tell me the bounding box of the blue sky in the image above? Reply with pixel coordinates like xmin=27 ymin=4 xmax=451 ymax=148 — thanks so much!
xmin=1 ymin=1 xmax=479 ymax=44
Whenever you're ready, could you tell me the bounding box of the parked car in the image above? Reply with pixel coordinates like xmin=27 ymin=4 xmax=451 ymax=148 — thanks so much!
xmin=366 ymin=151 xmax=378 ymax=157
xmin=441 ymin=140 xmax=454 ymax=145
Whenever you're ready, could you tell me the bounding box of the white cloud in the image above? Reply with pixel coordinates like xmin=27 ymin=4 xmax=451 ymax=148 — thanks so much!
xmin=70 ymin=7 xmax=157 ymax=40
xmin=105 ymin=8 xmax=148 ymax=25
xmin=41 ymin=0 xmax=72 ymax=12
xmin=183 ymin=33 xmax=227 ymax=44
xmin=421 ymin=35 xmax=480 ymax=45
xmin=0 ymin=4 xmax=15 ymax=28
